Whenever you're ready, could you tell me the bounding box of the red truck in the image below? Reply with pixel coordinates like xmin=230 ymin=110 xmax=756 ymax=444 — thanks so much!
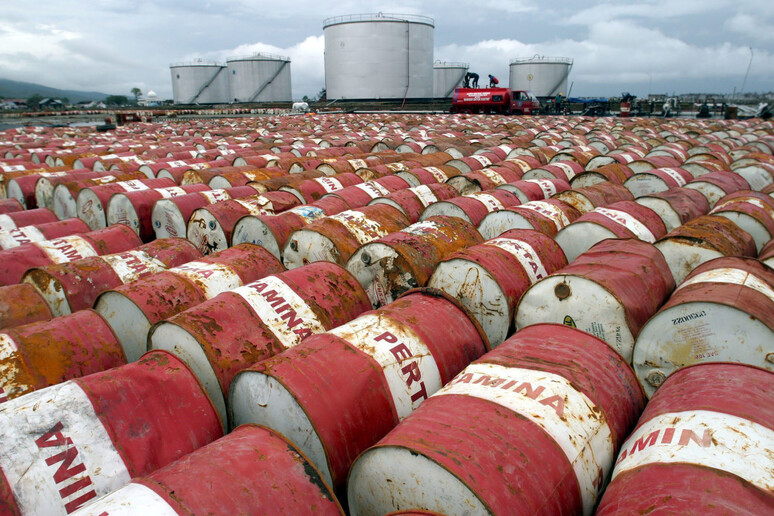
xmin=451 ymin=88 xmax=540 ymax=115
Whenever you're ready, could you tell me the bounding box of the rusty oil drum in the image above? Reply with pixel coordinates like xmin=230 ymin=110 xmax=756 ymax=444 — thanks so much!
xmin=229 ymin=290 xmax=490 ymax=491
xmin=0 ymin=218 xmax=91 ymax=250
xmin=0 ymin=208 xmax=58 ymax=231
xmin=554 ymin=200 xmax=667 ymax=263
xmin=367 ymin=183 xmax=459 ymax=223
xmin=282 ymin=204 xmax=411 ymax=269
xmin=346 ymin=324 xmax=646 ymax=516
xmin=596 ymin=363 xmax=774 ymax=515
xmin=21 ymin=237 xmax=201 ymax=318
xmin=0 ymin=350 xmax=222 ymax=516
xmin=633 ymin=256 xmax=774 ymax=397
xmin=149 ymin=262 xmax=371 ymax=427
xmin=654 ymin=214 xmax=757 ymax=285
xmin=186 ymin=191 xmax=301 ymax=255
xmin=634 ymin=187 xmax=710 ymax=232
xmin=346 ymin=216 xmax=484 ymax=308
xmin=429 ymin=228 xmax=568 ymax=347
xmin=477 ymin=198 xmax=582 ymax=240
xmin=419 ymin=189 xmax=522 ymax=226
xmin=105 ymin=183 xmax=212 ymax=241
xmin=231 ymin=196 xmax=350 ymax=260
xmin=516 ymin=238 xmax=675 ymax=362
xmin=623 ymin=167 xmax=694 ymax=198
xmin=0 ymin=224 xmax=142 ymax=286
xmin=95 ymin=243 xmax=284 ymax=363
xmin=69 ymin=425 xmax=344 ymax=515
xmin=0 ymin=309 xmax=125 ymax=404
xmin=150 ymin=186 xmax=257 ymax=239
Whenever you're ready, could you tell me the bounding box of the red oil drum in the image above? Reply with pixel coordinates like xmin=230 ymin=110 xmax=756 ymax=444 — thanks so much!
xmin=229 ymin=290 xmax=489 ymax=490
xmin=76 ymin=178 xmax=176 ymax=230
xmin=709 ymin=191 xmax=774 ymax=252
xmin=446 ymin=167 xmax=523 ymax=196
xmin=623 ymin=167 xmax=694 ymax=197
xmin=0 ymin=198 xmax=23 ymax=214
xmin=105 ymin=183 xmax=211 ymax=241
xmin=496 ymin=178 xmax=571 ymax=203
xmin=322 ymin=175 xmax=411 ymax=208
xmin=554 ymin=200 xmax=667 ymax=262
xmin=282 ymin=204 xmax=411 ymax=269
xmin=281 ymin=173 xmax=364 ymax=204
xmin=478 ymin=198 xmax=581 ymax=239
xmin=0 ymin=208 xmax=58 ymax=231
xmin=597 ymin=363 xmax=774 ymax=515
xmin=151 ymin=186 xmax=257 ymax=239
xmin=395 ymin=165 xmax=462 ymax=189
xmin=367 ymin=183 xmax=458 ymax=223
xmin=684 ymin=170 xmax=750 ymax=207
xmin=69 ymin=425 xmax=344 ymax=516
xmin=0 ymin=224 xmax=142 ymax=285
xmin=635 ymin=186 xmax=710 ymax=232
xmin=570 ymin=163 xmax=634 ymax=188
xmin=187 ymin=191 xmax=301 ymax=251
xmin=0 ymin=309 xmax=125 ymax=404
xmin=95 ymin=243 xmax=284 ymax=363
xmin=231 ymin=196 xmax=351 ymax=260
xmin=419 ymin=190 xmax=521 ymax=226
xmin=22 ymin=237 xmax=200 ymax=317
xmin=0 ymin=218 xmax=90 ymax=250
xmin=516 ymin=238 xmax=675 ymax=362
xmin=149 ymin=262 xmax=371 ymax=426
xmin=347 ymin=216 xmax=484 ymax=308
xmin=628 ymin=155 xmax=682 ymax=174
xmin=654 ymin=214 xmax=757 ymax=285
xmin=522 ymin=160 xmax=585 ymax=183
xmin=41 ymin=172 xmax=146 ymax=212
xmin=552 ymin=182 xmax=635 ymax=214
xmin=429 ymin=228 xmax=567 ymax=347
xmin=0 ymin=350 xmax=222 ymax=516
xmin=633 ymin=256 xmax=774 ymax=397
xmin=347 ymin=324 xmax=646 ymax=516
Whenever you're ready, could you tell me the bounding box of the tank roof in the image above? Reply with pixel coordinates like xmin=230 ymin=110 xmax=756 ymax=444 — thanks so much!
xmin=227 ymin=52 xmax=290 ymax=63
xmin=170 ymin=60 xmax=225 ymax=68
xmin=510 ymin=56 xmax=574 ymax=65
xmin=433 ymin=61 xmax=469 ymax=69
xmin=323 ymin=12 xmax=434 ymax=28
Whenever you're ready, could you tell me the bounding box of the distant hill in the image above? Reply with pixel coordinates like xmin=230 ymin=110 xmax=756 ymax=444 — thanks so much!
xmin=0 ymin=78 xmax=113 ymax=103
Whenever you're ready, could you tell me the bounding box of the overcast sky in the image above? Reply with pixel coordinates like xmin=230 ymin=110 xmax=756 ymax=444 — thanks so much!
xmin=1 ymin=0 xmax=772 ymax=100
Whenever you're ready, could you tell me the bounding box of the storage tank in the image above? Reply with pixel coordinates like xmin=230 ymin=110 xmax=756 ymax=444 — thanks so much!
xmin=226 ymin=53 xmax=292 ymax=103
xmin=509 ymin=56 xmax=573 ymax=98
xmin=170 ymin=60 xmax=229 ymax=105
xmin=323 ymin=13 xmax=435 ymax=100
xmin=433 ymin=61 xmax=469 ymax=98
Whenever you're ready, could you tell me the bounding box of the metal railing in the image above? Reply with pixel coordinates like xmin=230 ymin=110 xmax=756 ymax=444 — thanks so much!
xmin=323 ymin=13 xmax=434 ymax=27
xmin=170 ymin=59 xmax=224 ymax=67
xmin=434 ymin=61 xmax=469 ymax=68
xmin=226 ymin=52 xmax=290 ymax=62
xmin=510 ymin=56 xmax=574 ymax=65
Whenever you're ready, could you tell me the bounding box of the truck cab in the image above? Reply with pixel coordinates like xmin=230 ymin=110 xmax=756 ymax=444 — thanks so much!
xmin=451 ymin=88 xmax=540 ymax=115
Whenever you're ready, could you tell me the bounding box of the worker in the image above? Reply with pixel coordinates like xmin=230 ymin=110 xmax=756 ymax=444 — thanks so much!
xmin=464 ymin=72 xmax=479 ymax=88
xmin=555 ymin=92 xmax=564 ymax=114
xmin=488 ymin=75 xmax=499 ymax=88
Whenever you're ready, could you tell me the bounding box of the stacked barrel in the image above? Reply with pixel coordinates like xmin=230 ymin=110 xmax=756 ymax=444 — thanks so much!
xmin=0 ymin=112 xmax=772 ymax=514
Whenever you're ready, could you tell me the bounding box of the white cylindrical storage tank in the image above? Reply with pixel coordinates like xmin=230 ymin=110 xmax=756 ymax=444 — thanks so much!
xmin=433 ymin=61 xmax=468 ymax=98
xmin=170 ymin=60 xmax=229 ymax=104
xmin=226 ymin=53 xmax=292 ymax=103
xmin=509 ymin=55 xmax=573 ymax=98
xmin=323 ymin=13 xmax=435 ymax=100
